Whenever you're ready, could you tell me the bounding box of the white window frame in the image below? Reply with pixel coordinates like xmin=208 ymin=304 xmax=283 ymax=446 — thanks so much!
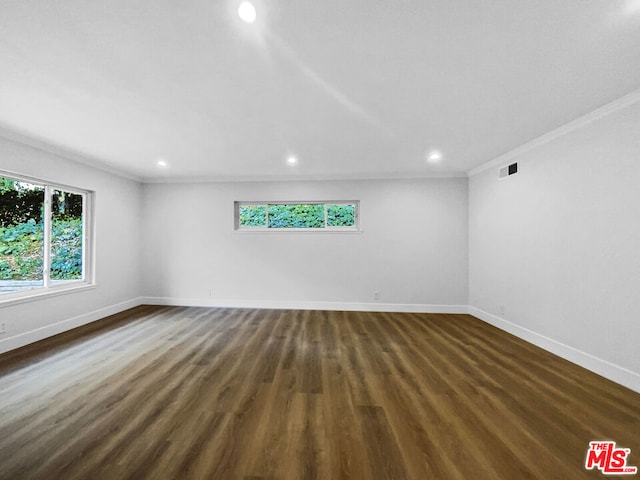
xmin=234 ymin=201 xmax=360 ymax=232
xmin=0 ymin=170 xmax=95 ymax=306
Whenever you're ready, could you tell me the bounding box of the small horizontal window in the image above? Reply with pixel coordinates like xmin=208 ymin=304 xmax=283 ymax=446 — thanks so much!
xmin=235 ymin=201 xmax=359 ymax=231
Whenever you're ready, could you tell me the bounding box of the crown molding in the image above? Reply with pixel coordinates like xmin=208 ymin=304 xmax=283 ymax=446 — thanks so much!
xmin=6 ymin=85 xmax=640 ymax=184
xmin=0 ymin=123 xmax=467 ymax=184
xmin=0 ymin=123 xmax=142 ymax=183
xmin=468 ymin=87 xmax=640 ymax=177
xmin=141 ymin=170 xmax=467 ymax=184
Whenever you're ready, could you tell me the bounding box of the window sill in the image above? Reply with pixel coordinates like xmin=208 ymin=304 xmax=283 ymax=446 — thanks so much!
xmin=232 ymin=229 xmax=364 ymax=234
xmin=0 ymin=282 xmax=97 ymax=308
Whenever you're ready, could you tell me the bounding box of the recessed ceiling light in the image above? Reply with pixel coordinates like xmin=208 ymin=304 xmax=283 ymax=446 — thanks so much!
xmin=286 ymin=155 xmax=298 ymax=166
xmin=238 ymin=1 xmax=257 ymax=23
xmin=427 ymin=150 xmax=443 ymax=163
xmin=156 ymin=159 xmax=168 ymax=168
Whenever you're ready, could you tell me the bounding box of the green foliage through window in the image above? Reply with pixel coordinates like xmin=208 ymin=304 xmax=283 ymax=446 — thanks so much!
xmin=50 ymin=218 xmax=83 ymax=280
xmin=239 ymin=205 xmax=266 ymax=227
xmin=326 ymin=204 xmax=355 ymax=227
xmin=237 ymin=202 xmax=358 ymax=229
xmin=50 ymin=189 xmax=83 ymax=280
xmin=268 ymin=204 xmax=324 ymax=228
xmin=0 ymin=175 xmax=86 ymax=293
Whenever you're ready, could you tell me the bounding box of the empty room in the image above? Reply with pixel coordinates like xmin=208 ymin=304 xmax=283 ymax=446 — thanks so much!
xmin=1 ymin=1 xmax=639 ymax=479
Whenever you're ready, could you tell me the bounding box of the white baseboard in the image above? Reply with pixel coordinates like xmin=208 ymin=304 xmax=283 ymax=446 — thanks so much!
xmin=4 ymin=297 xmax=636 ymax=395
xmin=0 ymin=297 xmax=144 ymax=355
xmin=140 ymin=296 xmax=468 ymax=314
xmin=468 ymin=306 xmax=640 ymax=394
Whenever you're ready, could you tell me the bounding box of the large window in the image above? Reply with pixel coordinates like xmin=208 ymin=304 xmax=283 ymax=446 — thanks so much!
xmin=235 ymin=201 xmax=359 ymax=230
xmin=0 ymin=173 xmax=92 ymax=299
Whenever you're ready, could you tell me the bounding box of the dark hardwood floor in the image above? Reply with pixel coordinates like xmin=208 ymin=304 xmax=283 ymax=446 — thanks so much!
xmin=0 ymin=306 xmax=638 ymax=479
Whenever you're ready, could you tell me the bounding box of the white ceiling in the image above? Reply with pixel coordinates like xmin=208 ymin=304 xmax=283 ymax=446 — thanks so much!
xmin=1 ymin=0 xmax=639 ymax=181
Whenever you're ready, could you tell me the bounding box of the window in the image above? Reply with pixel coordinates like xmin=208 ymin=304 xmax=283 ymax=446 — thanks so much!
xmin=0 ymin=172 xmax=93 ymax=299
xmin=235 ymin=201 xmax=359 ymax=231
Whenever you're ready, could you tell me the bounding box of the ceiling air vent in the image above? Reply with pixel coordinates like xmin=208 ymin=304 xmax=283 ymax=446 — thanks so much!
xmin=499 ymin=162 xmax=518 ymax=179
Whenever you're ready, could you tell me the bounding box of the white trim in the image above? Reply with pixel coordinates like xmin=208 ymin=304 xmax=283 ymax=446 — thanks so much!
xmin=0 ymin=123 xmax=142 ymax=183
xmin=142 ymin=170 xmax=468 ymax=184
xmin=232 ymin=229 xmax=364 ymax=235
xmin=0 ymin=168 xmax=92 ymax=195
xmin=81 ymin=193 xmax=87 ymax=281
xmin=468 ymin=87 xmax=640 ymax=177
xmin=0 ymin=297 xmax=144 ymax=355
xmin=43 ymin=186 xmax=52 ymax=287
xmin=0 ymin=283 xmax=97 ymax=308
xmin=2 ymin=297 xmax=637 ymax=394
xmin=0 ymin=171 xmax=95 ymax=302
xmin=86 ymin=192 xmax=97 ymax=285
xmin=3 ymin=89 xmax=640 ymax=184
xmin=141 ymin=296 xmax=468 ymax=314
xmin=467 ymin=306 xmax=640 ymax=394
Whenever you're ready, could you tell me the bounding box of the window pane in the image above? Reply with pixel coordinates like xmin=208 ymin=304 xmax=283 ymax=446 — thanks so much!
xmin=327 ymin=204 xmax=355 ymax=227
xmin=239 ymin=205 xmax=267 ymax=227
xmin=50 ymin=190 xmax=83 ymax=282
xmin=268 ymin=204 xmax=325 ymax=228
xmin=0 ymin=177 xmax=45 ymax=293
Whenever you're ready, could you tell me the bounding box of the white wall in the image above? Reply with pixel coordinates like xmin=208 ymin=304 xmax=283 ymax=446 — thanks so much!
xmin=141 ymin=178 xmax=468 ymax=311
xmin=0 ymin=135 xmax=143 ymax=353
xmin=469 ymin=100 xmax=640 ymax=391
xmin=4 ymin=96 xmax=638 ymax=393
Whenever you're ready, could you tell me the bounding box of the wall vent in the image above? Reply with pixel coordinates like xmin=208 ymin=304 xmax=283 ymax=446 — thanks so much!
xmin=499 ymin=162 xmax=518 ymax=179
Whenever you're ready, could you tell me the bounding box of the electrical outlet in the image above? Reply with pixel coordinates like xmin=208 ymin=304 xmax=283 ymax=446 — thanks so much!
xmin=0 ymin=322 xmax=5 ymax=334
xmin=499 ymin=305 xmax=505 ymax=317
xmin=374 ymin=291 xmax=380 ymax=301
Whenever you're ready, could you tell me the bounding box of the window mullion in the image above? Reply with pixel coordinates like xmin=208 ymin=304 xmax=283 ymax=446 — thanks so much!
xmin=43 ymin=186 xmax=52 ymax=288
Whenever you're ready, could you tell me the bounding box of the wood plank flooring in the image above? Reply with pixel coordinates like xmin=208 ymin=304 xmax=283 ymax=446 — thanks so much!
xmin=0 ymin=306 xmax=638 ymax=479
